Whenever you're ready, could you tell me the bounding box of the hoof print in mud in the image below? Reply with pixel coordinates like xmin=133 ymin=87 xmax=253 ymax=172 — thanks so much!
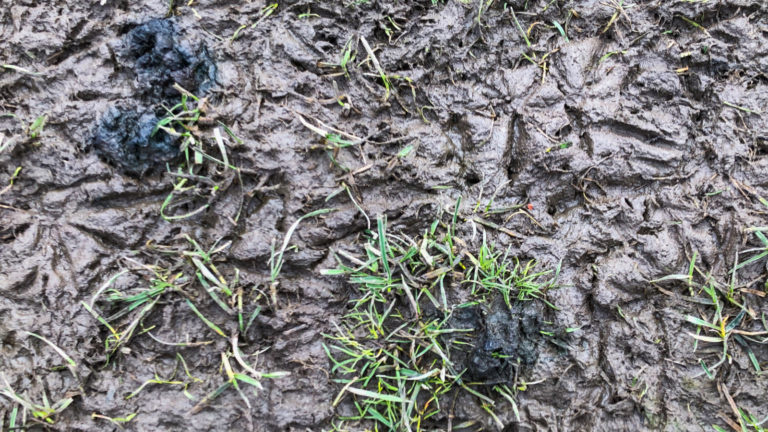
xmin=91 ymin=18 xmax=216 ymax=175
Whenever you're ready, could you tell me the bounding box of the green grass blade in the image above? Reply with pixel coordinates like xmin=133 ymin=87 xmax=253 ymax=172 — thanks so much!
xmin=377 ymin=216 xmax=391 ymax=278
xmin=684 ymin=315 xmax=720 ymax=331
xmin=346 ymin=387 xmax=408 ymax=403
xmin=185 ymin=299 xmax=227 ymax=338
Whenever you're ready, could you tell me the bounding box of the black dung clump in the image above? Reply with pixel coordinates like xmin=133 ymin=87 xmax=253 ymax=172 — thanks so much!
xmin=93 ymin=106 xmax=177 ymax=175
xmin=91 ymin=19 xmax=216 ymax=175
xmin=449 ymin=301 xmax=543 ymax=384
xmin=124 ymin=19 xmax=216 ymax=100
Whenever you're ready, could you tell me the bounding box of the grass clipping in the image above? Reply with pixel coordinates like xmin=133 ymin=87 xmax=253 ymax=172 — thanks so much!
xmin=322 ymin=212 xmax=561 ymax=431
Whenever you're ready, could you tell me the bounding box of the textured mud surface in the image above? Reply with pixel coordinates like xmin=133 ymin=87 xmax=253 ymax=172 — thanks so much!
xmin=2 ymin=1 xmax=768 ymax=431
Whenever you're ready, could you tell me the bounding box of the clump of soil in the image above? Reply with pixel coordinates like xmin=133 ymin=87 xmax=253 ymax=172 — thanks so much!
xmin=91 ymin=19 xmax=216 ymax=175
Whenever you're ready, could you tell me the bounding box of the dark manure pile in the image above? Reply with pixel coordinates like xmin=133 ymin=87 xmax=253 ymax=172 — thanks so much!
xmin=91 ymin=19 xmax=216 ymax=175
xmin=458 ymin=301 xmax=545 ymax=382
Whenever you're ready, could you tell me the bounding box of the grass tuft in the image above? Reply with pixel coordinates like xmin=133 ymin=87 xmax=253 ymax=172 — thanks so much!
xmin=323 ymin=207 xmax=560 ymax=430
xmin=158 ymin=85 xmax=244 ymax=223
xmin=653 ymin=221 xmax=768 ymax=430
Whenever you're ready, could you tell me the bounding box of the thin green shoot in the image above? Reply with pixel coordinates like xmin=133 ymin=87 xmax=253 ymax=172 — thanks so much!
xmin=125 ymin=375 xmax=184 ymax=400
xmin=25 ymin=332 xmax=81 ymax=390
xmin=92 ymin=412 xmax=138 ymax=429
xmin=252 ymin=3 xmax=278 ymax=28
xmin=359 ymin=36 xmax=391 ymax=101
xmin=397 ymin=145 xmax=414 ymax=158
xmin=27 ymin=115 xmax=46 ymax=139
xmin=677 ymin=15 xmax=709 ymax=35
xmin=269 ymin=208 xmax=335 ymax=303
xmin=552 ymin=20 xmax=569 ymax=42
xmin=599 ymin=50 xmax=627 ymax=63
xmin=298 ymin=7 xmax=320 ymax=19
xmin=0 ymin=166 xmax=22 ymax=196
xmin=185 ymin=299 xmax=227 ymax=338
xmin=724 ymin=101 xmax=762 ymax=115
xmin=339 ymin=38 xmax=356 ymax=76
xmin=509 ymin=7 xmax=531 ymax=47
xmin=1 ymin=64 xmax=41 ymax=76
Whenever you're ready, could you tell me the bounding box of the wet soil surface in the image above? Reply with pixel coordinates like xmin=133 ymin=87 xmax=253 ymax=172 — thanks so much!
xmin=2 ymin=1 xmax=768 ymax=431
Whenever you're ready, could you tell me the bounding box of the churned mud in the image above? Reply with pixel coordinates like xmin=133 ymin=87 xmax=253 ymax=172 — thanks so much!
xmin=1 ymin=0 xmax=768 ymax=431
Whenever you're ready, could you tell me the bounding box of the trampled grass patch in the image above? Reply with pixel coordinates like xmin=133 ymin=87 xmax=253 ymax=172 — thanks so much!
xmin=653 ymin=230 xmax=768 ymax=431
xmin=323 ymin=202 xmax=563 ymax=430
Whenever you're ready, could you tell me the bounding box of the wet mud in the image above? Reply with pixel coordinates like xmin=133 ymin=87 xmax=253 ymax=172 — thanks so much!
xmin=2 ymin=0 xmax=768 ymax=431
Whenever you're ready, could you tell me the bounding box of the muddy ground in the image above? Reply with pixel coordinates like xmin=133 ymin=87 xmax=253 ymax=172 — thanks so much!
xmin=1 ymin=0 xmax=768 ymax=431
